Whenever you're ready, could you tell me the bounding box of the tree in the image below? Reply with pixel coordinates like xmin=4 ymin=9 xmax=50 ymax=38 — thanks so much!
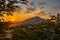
xmin=0 ymin=0 xmax=28 ymax=21
xmin=12 ymin=20 xmax=56 ymax=40
xmin=56 ymin=13 xmax=60 ymax=22
xmin=54 ymin=21 xmax=60 ymax=40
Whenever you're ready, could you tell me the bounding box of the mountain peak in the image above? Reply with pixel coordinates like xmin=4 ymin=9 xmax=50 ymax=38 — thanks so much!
xmin=23 ymin=16 xmax=45 ymax=24
xmin=29 ymin=16 xmax=41 ymax=19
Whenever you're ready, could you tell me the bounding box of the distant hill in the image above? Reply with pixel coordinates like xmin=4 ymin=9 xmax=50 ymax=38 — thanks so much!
xmin=9 ymin=16 xmax=46 ymax=27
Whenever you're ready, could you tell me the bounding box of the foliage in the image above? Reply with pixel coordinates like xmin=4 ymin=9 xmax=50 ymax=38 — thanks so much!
xmin=0 ymin=22 xmax=8 ymax=33
xmin=54 ymin=21 xmax=60 ymax=40
xmin=0 ymin=0 xmax=28 ymax=16
xmin=12 ymin=20 xmax=58 ymax=40
xmin=0 ymin=19 xmax=60 ymax=40
xmin=0 ymin=22 xmax=9 ymax=40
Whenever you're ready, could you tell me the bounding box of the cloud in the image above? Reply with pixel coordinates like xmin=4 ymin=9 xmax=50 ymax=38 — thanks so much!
xmin=34 ymin=6 xmax=50 ymax=19
xmin=49 ymin=5 xmax=60 ymax=14
xmin=38 ymin=2 xmax=46 ymax=5
xmin=51 ymin=6 xmax=60 ymax=10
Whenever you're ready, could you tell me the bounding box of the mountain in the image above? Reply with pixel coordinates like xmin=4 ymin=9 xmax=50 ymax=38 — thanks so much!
xmin=9 ymin=16 xmax=46 ymax=27
xmin=20 ymin=16 xmax=45 ymax=24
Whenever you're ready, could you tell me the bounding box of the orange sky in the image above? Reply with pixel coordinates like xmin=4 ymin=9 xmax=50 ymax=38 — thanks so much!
xmin=3 ymin=12 xmax=37 ymax=21
xmin=3 ymin=6 xmax=51 ymax=22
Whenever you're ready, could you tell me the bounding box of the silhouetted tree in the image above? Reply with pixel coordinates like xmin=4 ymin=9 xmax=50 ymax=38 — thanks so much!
xmin=56 ymin=13 xmax=60 ymax=21
xmin=0 ymin=0 xmax=28 ymax=21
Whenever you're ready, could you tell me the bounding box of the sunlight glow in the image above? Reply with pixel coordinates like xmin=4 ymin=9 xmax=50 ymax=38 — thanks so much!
xmin=11 ymin=18 xmax=15 ymax=22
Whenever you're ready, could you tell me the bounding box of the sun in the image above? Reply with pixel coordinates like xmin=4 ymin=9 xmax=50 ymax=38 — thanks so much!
xmin=11 ymin=18 xmax=15 ymax=22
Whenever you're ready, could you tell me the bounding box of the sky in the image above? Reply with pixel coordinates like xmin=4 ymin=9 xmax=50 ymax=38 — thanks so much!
xmin=3 ymin=0 xmax=60 ymax=22
xmin=30 ymin=0 xmax=60 ymax=12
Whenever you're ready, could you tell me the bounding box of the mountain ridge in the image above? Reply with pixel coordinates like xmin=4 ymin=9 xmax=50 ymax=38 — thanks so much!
xmin=9 ymin=16 xmax=46 ymax=27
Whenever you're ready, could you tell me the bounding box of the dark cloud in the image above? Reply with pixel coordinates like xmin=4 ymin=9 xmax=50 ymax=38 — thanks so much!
xmin=30 ymin=2 xmax=34 ymax=6
xmin=51 ymin=6 xmax=60 ymax=10
xmin=38 ymin=2 xmax=46 ymax=5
